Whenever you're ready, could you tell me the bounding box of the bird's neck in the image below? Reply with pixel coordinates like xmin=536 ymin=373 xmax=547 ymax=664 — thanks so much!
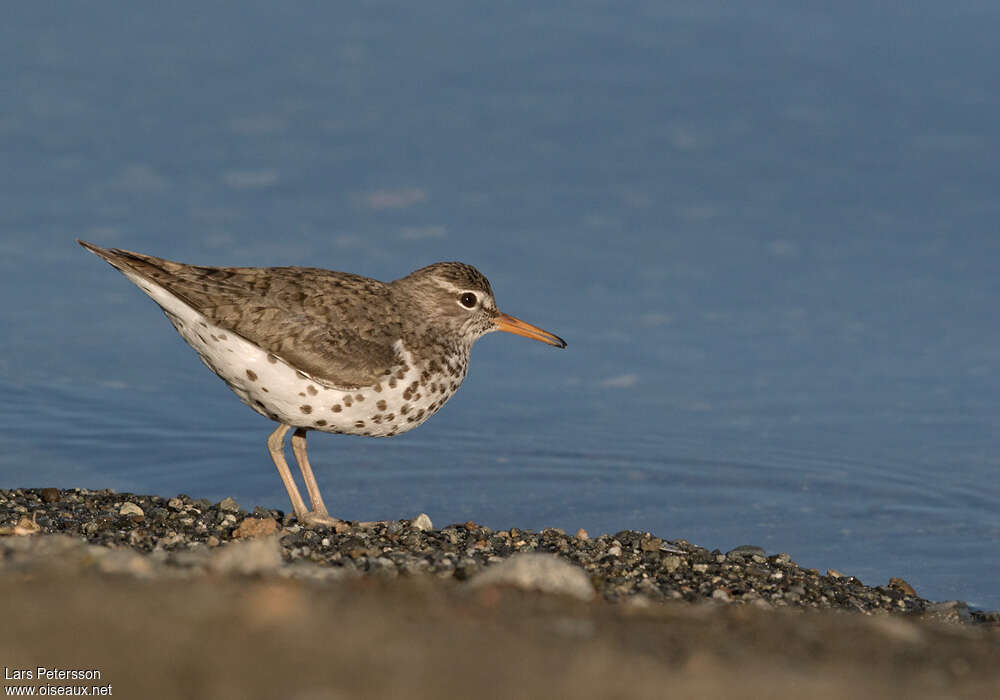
xmin=400 ymin=330 xmax=471 ymax=378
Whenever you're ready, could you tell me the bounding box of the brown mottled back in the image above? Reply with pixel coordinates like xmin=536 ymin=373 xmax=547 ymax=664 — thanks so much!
xmin=80 ymin=242 xmax=404 ymax=387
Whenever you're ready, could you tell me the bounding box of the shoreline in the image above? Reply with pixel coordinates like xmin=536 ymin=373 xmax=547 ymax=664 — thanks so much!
xmin=1 ymin=486 xmax=995 ymax=622
xmin=3 ymin=487 xmax=999 ymax=699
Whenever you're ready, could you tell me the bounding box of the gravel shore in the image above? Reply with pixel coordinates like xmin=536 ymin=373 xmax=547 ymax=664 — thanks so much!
xmin=1 ymin=487 xmax=995 ymax=623
xmin=2 ymin=487 xmax=999 ymax=699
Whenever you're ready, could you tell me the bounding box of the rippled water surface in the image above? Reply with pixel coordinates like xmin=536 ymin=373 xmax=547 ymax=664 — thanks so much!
xmin=2 ymin=2 xmax=998 ymax=607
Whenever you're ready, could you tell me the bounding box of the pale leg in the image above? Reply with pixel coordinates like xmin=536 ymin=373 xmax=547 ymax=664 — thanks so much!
xmin=290 ymin=428 xmax=343 ymax=528
xmin=291 ymin=428 xmax=331 ymax=516
xmin=266 ymin=423 xmax=309 ymax=521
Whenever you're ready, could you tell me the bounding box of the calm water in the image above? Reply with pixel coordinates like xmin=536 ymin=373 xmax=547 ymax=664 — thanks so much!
xmin=2 ymin=2 xmax=998 ymax=607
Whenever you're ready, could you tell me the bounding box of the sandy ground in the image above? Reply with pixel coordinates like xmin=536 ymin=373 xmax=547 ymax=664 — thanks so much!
xmin=2 ymin=570 xmax=998 ymax=700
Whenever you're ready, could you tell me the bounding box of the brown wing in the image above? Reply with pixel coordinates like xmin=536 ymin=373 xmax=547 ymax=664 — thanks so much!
xmin=79 ymin=240 xmax=402 ymax=388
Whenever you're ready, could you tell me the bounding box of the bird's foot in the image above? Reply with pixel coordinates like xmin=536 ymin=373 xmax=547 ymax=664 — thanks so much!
xmin=297 ymin=511 xmax=349 ymax=532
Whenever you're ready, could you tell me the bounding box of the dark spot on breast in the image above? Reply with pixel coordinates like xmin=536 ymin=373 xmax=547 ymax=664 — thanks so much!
xmin=307 ymin=385 xmax=318 ymax=396
xmin=386 ymin=430 xmax=397 ymax=437
xmin=388 ymin=377 xmax=397 ymax=389
xmin=197 ymin=334 xmax=207 ymax=344
xmin=384 ymin=369 xmax=392 ymax=375
xmin=385 ymin=413 xmax=394 ymax=421
xmin=331 ymin=404 xmax=342 ymax=412
xmin=400 ymin=404 xmax=410 ymax=415
xmin=371 ymin=415 xmax=382 ymax=424
xmin=376 ymin=400 xmax=387 ymax=411
xmin=314 ymin=419 xmax=327 ymax=427
xmin=416 ymin=409 xmax=425 ymax=420
xmin=354 ymin=420 xmax=365 ymax=428
xmin=343 ymin=395 xmax=353 ymax=406
xmin=199 ymin=321 xmax=208 ymax=328
xmin=362 ymin=431 xmax=372 ymax=436
xmin=406 ymin=416 xmax=416 ymax=423
xmin=246 ymin=369 xmax=258 ymax=381
xmin=262 ymin=387 xmax=269 ymax=392
xmin=298 ymin=392 xmax=306 ymax=397
xmin=373 ymin=383 xmax=382 ymax=392
xmin=354 ymin=394 xmax=364 ymax=402
xmin=211 ymin=334 xmax=219 ymax=342
xmin=395 ymin=369 xmax=406 ymax=379
xmin=218 ymin=333 xmax=228 ymax=340
xmin=267 ymin=354 xmax=278 ymax=364
xmin=300 ymin=405 xmax=313 ymax=414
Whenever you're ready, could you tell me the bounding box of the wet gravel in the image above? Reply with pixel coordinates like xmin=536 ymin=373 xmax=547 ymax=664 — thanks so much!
xmin=2 ymin=487 xmax=996 ymax=626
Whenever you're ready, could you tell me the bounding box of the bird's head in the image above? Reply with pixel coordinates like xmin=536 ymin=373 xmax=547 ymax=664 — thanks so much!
xmin=391 ymin=262 xmax=566 ymax=351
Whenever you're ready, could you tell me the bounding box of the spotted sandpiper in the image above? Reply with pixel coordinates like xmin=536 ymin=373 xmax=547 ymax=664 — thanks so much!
xmin=79 ymin=240 xmax=566 ymax=527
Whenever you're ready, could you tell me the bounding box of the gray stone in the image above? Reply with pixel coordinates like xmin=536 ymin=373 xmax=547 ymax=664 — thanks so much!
xmin=467 ymin=553 xmax=595 ymax=601
xmin=209 ymin=536 xmax=282 ymax=575
xmin=119 ymin=502 xmax=144 ymax=517
xmin=95 ymin=548 xmax=155 ymax=578
xmin=410 ymin=513 xmax=433 ymax=531
xmin=661 ymin=556 xmax=682 ymax=573
xmin=727 ymin=545 xmax=766 ymax=559
xmin=217 ymin=496 xmax=241 ymax=513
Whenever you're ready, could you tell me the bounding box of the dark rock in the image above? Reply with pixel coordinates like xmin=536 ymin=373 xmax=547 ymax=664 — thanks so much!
xmin=40 ymin=488 xmax=61 ymax=503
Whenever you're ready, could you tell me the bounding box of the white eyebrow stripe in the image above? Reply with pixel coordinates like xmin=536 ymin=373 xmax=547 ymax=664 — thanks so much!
xmin=433 ymin=279 xmax=464 ymax=294
xmin=435 ymin=279 xmax=493 ymax=301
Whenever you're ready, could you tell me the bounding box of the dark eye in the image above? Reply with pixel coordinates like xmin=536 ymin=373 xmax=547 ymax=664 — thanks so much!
xmin=459 ymin=292 xmax=477 ymax=308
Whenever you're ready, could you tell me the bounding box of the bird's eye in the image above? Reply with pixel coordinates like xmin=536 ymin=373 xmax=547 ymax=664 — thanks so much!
xmin=459 ymin=292 xmax=478 ymax=308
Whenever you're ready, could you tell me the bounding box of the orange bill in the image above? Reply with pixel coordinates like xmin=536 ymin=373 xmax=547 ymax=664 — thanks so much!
xmin=495 ymin=312 xmax=567 ymax=348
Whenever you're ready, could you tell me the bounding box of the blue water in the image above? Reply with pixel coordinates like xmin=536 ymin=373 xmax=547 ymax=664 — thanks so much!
xmin=2 ymin=2 xmax=998 ymax=608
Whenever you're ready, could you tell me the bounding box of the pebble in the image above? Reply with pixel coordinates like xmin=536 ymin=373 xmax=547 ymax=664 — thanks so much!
xmin=218 ymin=497 xmax=241 ymax=513
xmin=889 ymin=577 xmax=918 ymax=596
xmin=96 ymin=548 xmax=155 ymax=578
xmin=120 ymin=502 xmax=144 ymax=518
xmin=233 ymin=517 xmax=278 ymax=539
xmin=661 ymin=556 xmax=682 ymax=573
xmin=210 ymin=537 xmax=282 ymax=575
xmin=40 ymin=488 xmax=61 ymax=504
xmin=410 ymin=513 xmax=433 ymax=531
